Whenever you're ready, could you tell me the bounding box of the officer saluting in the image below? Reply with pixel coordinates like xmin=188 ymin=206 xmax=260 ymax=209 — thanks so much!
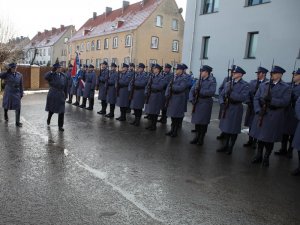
xmin=45 ymin=62 xmax=68 ymax=131
xmin=217 ymin=66 xmax=250 ymax=154
xmin=250 ymin=66 xmax=291 ymax=167
xmin=83 ymin=64 xmax=96 ymax=110
xmin=97 ymin=61 xmax=109 ymax=115
xmin=0 ymin=63 xmax=24 ymax=127
xmin=244 ymin=66 xmax=268 ymax=149
xmin=189 ymin=65 xmax=216 ymax=146
xmin=105 ymin=63 xmax=118 ymax=118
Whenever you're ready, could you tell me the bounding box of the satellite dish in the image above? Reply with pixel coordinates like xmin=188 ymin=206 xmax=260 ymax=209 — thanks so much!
xmin=178 ymin=8 xmax=183 ymax=14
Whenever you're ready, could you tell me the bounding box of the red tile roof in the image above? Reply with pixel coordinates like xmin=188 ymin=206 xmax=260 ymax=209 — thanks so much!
xmin=69 ymin=0 xmax=162 ymax=42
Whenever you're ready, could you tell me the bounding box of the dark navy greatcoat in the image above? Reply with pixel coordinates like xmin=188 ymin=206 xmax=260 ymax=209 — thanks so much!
xmin=292 ymin=97 xmax=300 ymax=150
xmin=0 ymin=71 xmax=23 ymax=110
xmin=83 ymin=71 xmax=96 ymax=98
xmin=244 ymin=79 xmax=267 ymax=127
xmin=106 ymin=70 xmax=118 ymax=105
xmin=77 ymin=70 xmax=85 ymax=97
xmin=98 ymin=68 xmax=109 ymax=101
xmin=190 ymin=75 xmax=217 ymax=125
xmin=250 ymin=80 xmax=291 ymax=142
xmin=129 ymin=71 xmax=148 ymax=110
xmin=45 ymin=71 xmax=68 ymax=114
xmin=283 ymin=84 xmax=300 ymax=135
xmin=144 ymin=74 xmax=165 ymax=115
xmin=66 ymin=69 xmax=73 ymax=95
xmin=116 ymin=71 xmax=133 ymax=107
xmin=166 ymin=75 xmax=189 ymax=118
xmin=219 ymin=79 xmax=250 ymax=134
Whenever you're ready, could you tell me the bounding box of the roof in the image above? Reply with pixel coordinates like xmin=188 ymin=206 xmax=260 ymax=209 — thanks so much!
xmin=69 ymin=0 xmax=162 ymax=42
xmin=24 ymin=25 xmax=73 ymax=49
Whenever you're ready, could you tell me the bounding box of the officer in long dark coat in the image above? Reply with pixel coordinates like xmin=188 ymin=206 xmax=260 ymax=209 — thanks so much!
xmin=0 ymin=63 xmax=24 ymax=127
xmin=189 ymin=65 xmax=216 ymax=146
xmin=66 ymin=64 xmax=74 ymax=104
xmin=291 ymin=95 xmax=300 ymax=176
xmin=45 ymin=63 xmax=68 ymax=131
xmin=274 ymin=68 xmax=300 ymax=158
xmin=116 ymin=63 xmax=132 ymax=121
xmin=128 ymin=63 xmax=148 ymax=126
xmin=165 ymin=64 xmax=189 ymax=137
xmin=158 ymin=63 xmax=174 ymax=124
xmin=105 ymin=63 xmax=118 ymax=118
xmin=243 ymin=66 xmax=268 ymax=149
xmin=78 ymin=65 xmax=88 ymax=108
xmin=71 ymin=64 xmax=82 ymax=106
xmin=83 ymin=65 xmax=96 ymax=110
xmin=250 ymin=66 xmax=291 ymax=167
xmin=144 ymin=64 xmax=164 ymax=130
xmin=217 ymin=66 xmax=250 ymax=155
xmin=97 ymin=61 xmax=109 ymax=114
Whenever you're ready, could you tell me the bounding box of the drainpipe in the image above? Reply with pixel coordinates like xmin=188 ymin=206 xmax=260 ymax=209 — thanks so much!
xmin=188 ymin=0 xmax=198 ymax=71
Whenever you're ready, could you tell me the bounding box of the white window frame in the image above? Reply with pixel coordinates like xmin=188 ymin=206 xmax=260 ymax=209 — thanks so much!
xmin=172 ymin=40 xmax=179 ymax=52
xmin=151 ymin=36 xmax=159 ymax=49
xmin=125 ymin=35 xmax=132 ymax=47
xmin=172 ymin=19 xmax=179 ymax=31
xmin=155 ymin=15 xmax=163 ymax=27
xmin=96 ymin=40 xmax=101 ymax=50
xmin=113 ymin=37 xmax=118 ymax=49
xmin=104 ymin=38 xmax=109 ymax=49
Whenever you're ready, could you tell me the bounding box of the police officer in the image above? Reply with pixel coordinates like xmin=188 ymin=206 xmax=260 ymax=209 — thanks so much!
xmin=83 ymin=64 xmax=96 ymax=110
xmin=45 ymin=63 xmax=68 ymax=131
xmin=144 ymin=64 xmax=164 ymax=130
xmin=97 ymin=61 xmax=109 ymax=114
xmin=275 ymin=68 xmax=300 ymax=158
xmin=217 ymin=66 xmax=250 ymax=155
xmin=78 ymin=65 xmax=88 ymax=108
xmin=143 ymin=63 xmax=155 ymax=120
xmin=189 ymin=65 xmax=216 ymax=145
xmin=165 ymin=64 xmax=189 ymax=137
xmin=71 ymin=64 xmax=81 ymax=106
xmin=250 ymin=66 xmax=291 ymax=167
xmin=105 ymin=63 xmax=118 ymax=118
xmin=116 ymin=63 xmax=132 ymax=121
xmin=158 ymin=63 xmax=174 ymax=124
xmin=0 ymin=63 xmax=24 ymax=127
xmin=66 ymin=64 xmax=74 ymax=104
xmin=128 ymin=63 xmax=148 ymax=126
xmin=291 ymin=96 xmax=300 ymax=176
xmin=244 ymin=66 xmax=268 ymax=149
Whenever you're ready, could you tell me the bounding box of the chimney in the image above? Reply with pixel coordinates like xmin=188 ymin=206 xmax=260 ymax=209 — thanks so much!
xmin=44 ymin=29 xmax=49 ymax=35
xmin=122 ymin=1 xmax=129 ymax=13
xmin=93 ymin=12 xmax=97 ymax=20
xmin=52 ymin=27 xmax=57 ymax=35
xmin=38 ymin=32 xmax=42 ymax=36
xmin=105 ymin=7 xmax=112 ymax=18
xmin=142 ymin=0 xmax=147 ymax=7
xmin=60 ymin=25 xmax=65 ymax=31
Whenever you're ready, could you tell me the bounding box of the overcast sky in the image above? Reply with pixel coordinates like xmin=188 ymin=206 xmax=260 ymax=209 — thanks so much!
xmin=0 ymin=0 xmax=187 ymax=39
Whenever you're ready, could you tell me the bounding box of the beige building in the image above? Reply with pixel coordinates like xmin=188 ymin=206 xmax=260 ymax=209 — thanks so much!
xmin=68 ymin=0 xmax=184 ymax=69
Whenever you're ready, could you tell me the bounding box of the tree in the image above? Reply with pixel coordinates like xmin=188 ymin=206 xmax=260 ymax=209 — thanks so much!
xmin=0 ymin=17 xmax=15 ymax=66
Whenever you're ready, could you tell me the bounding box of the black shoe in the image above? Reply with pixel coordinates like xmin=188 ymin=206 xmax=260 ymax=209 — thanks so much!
xmin=72 ymin=102 xmax=79 ymax=106
xmin=274 ymin=149 xmax=287 ymax=156
xmin=217 ymin=146 xmax=228 ymax=152
xmin=243 ymin=141 xmax=253 ymax=147
xmin=16 ymin=122 xmax=23 ymax=127
xmin=190 ymin=138 xmax=198 ymax=145
xmin=170 ymin=132 xmax=178 ymax=137
xmin=165 ymin=131 xmax=173 ymax=136
xmin=66 ymin=100 xmax=72 ymax=104
xmin=59 ymin=127 xmax=64 ymax=132
xmin=97 ymin=110 xmax=106 ymax=115
xmin=252 ymin=143 xmax=257 ymax=150
xmin=144 ymin=115 xmax=149 ymax=119
xmin=291 ymin=168 xmax=300 ymax=176
xmin=79 ymin=105 xmax=86 ymax=108
xmin=47 ymin=118 xmax=51 ymax=125
xmin=4 ymin=116 xmax=8 ymax=122
xmin=105 ymin=113 xmax=114 ymax=118
xmin=85 ymin=107 xmax=93 ymax=111
xmin=116 ymin=117 xmax=121 ymax=121
xmin=262 ymin=158 xmax=270 ymax=167
xmin=158 ymin=118 xmax=167 ymax=124
xmin=251 ymin=156 xmax=263 ymax=164
xmin=148 ymin=126 xmax=156 ymax=131
xmin=118 ymin=117 xmax=126 ymax=122
xmin=191 ymin=129 xmax=196 ymax=133
xmin=216 ymin=134 xmax=225 ymax=140
xmin=197 ymin=139 xmax=204 ymax=146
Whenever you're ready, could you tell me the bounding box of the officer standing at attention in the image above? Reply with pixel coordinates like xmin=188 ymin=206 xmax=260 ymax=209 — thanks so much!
xmin=243 ymin=66 xmax=268 ymax=149
xmin=0 ymin=63 xmax=24 ymax=127
xmin=78 ymin=65 xmax=88 ymax=108
xmin=45 ymin=63 xmax=68 ymax=132
xmin=217 ymin=66 xmax=249 ymax=155
xmin=71 ymin=64 xmax=82 ymax=106
xmin=128 ymin=63 xmax=148 ymax=126
xmin=83 ymin=64 xmax=96 ymax=110
xmin=105 ymin=63 xmax=118 ymax=118
xmin=97 ymin=61 xmax=109 ymax=115
xmin=189 ymin=65 xmax=216 ymax=146
xmin=165 ymin=64 xmax=189 ymax=137
xmin=116 ymin=63 xmax=132 ymax=121
xmin=250 ymin=66 xmax=291 ymax=167
xmin=65 ymin=64 xmax=73 ymax=104
xmin=291 ymin=95 xmax=300 ymax=176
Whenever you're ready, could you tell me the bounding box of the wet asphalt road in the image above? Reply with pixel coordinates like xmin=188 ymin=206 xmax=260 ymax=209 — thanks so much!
xmin=0 ymin=93 xmax=300 ymax=225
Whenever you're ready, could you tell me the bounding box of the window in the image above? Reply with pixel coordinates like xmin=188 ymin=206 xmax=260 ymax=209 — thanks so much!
xmin=124 ymin=57 xmax=130 ymax=64
xmin=149 ymin=59 xmax=157 ymax=66
xmin=91 ymin=59 xmax=94 ymax=65
xmin=43 ymin=49 xmax=46 ymax=56
xmin=96 ymin=40 xmax=101 ymax=50
xmin=39 ymin=49 xmax=42 ymax=56
xmin=96 ymin=59 xmax=100 ymax=69
xmin=125 ymin=35 xmax=132 ymax=47
xmin=151 ymin=36 xmax=159 ymax=49
xmin=113 ymin=37 xmax=118 ymax=49
xmin=202 ymin=0 xmax=219 ymax=14
xmin=155 ymin=15 xmax=163 ymax=27
xmin=172 ymin=40 xmax=179 ymax=52
xmin=201 ymin=36 xmax=210 ymax=59
xmin=64 ymin=37 xmax=69 ymax=43
xmin=86 ymin=42 xmax=90 ymax=52
xmin=91 ymin=41 xmax=95 ymax=51
xmin=246 ymin=32 xmax=259 ymax=58
xmin=172 ymin=19 xmax=179 ymax=31
xmin=86 ymin=59 xmax=90 ymax=65
xmin=80 ymin=42 xmax=84 ymax=52
xmin=247 ymin=0 xmax=270 ymax=6
xmin=104 ymin=38 xmax=109 ymax=49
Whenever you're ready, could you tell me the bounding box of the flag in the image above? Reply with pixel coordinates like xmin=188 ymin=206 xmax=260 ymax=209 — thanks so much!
xmin=71 ymin=52 xmax=80 ymax=77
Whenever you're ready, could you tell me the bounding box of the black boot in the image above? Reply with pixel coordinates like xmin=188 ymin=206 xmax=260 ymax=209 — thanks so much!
xmin=146 ymin=115 xmax=153 ymax=129
xmin=4 ymin=109 xmax=8 ymax=122
xmin=252 ymin=141 xmax=264 ymax=164
xmin=86 ymin=98 xmax=94 ymax=110
xmin=15 ymin=109 xmax=22 ymax=127
xmin=158 ymin=109 xmax=167 ymax=124
xmin=98 ymin=101 xmax=107 ymax=114
xmin=166 ymin=118 xmax=175 ymax=135
xmin=287 ymin=135 xmax=294 ymax=159
xmin=170 ymin=118 xmax=180 ymax=137
xmin=116 ymin=107 xmax=126 ymax=121
xmin=262 ymin=143 xmax=274 ymax=167
xmin=105 ymin=104 xmax=115 ymax=118
xmin=226 ymin=134 xmax=238 ymax=155
xmin=149 ymin=115 xmax=158 ymax=131
xmin=79 ymin=98 xmax=87 ymax=108
xmin=66 ymin=94 xmax=72 ymax=103
xmin=275 ymin=134 xmax=288 ymax=156
xmin=72 ymin=96 xmax=80 ymax=106
xmin=216 ymin=132 xmax=225 ymax=140
xmin=58 ymin=113 xmax=65 ymax=132
xmin=47 ymin=112 xmax=54 ymax=125
xmin=197 ymin=125 xmax=207 ymax=146
xmin=217 ymin=133 xmax=229 ymax=152
xmin=243 ymin=136 xmax=254 ymax=147
xmin=291 ymin=151 xmax=300 ymax=176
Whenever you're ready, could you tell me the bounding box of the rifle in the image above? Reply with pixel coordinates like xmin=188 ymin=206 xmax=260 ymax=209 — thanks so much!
xmin=145 ymin=73 xmax=153 ymax=104
xmin=258 ymin=59 xmax=274 ymax=127
xmin=105 ymin=66 xmax=110 ymax=96
xmin=192 ymin=60 xmax=203 ymax=113
xmin=222 ymin=60 xmax=234 ymax=118
xmin=116 ymin=66 xmax=120 ymax=97
xmin=129 ymin=65 xmax=136 ymax=100
xmin=290 ymin=59 xmax=298 ymax=107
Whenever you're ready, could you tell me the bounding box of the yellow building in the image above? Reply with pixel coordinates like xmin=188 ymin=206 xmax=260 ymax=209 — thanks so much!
xmin=68 ymin=0 xmax=184 ymax=69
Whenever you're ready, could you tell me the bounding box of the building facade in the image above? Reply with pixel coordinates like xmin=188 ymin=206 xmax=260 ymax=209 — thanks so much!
xmin=182 ymin=0 xmax=300 ymax=86
xmin=68 ymin=0 xmax=184 ymax=68
xmin=23 ymin=25 xmax=75 ymax=67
